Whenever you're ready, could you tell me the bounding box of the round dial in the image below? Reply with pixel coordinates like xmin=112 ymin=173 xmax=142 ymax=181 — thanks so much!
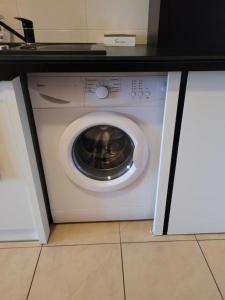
xmin=95 ymin=86 xmax=109 ymax=99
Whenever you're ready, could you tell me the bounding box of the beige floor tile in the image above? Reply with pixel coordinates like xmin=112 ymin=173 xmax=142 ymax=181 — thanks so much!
xmin=122 ymin=241 xmax=222 ymax=300
xmin=0 ymin=247 xmax=40 ymax=300
xmin=0 ymin=241 xmax=40 ymax=249
xmin=47 ymin=222 xmax=120 ymax=246
xmin=28 ymin=244 xmax=124 ymax=300
xmin=200 ymin=240 xmax=225 ymax=297
xmin=196 ymin=233 xmax=225 ymax=240
xmin=120 ymin=220 xmax=195 ymax=242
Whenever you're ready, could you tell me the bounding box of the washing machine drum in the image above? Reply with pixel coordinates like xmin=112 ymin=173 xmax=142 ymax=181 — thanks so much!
xmin=59 ymin=112 xmax=149 ymax=192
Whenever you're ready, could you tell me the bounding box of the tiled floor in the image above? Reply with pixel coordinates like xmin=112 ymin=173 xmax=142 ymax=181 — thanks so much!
xmin=1 ymin=221 xmax=225 ymax=300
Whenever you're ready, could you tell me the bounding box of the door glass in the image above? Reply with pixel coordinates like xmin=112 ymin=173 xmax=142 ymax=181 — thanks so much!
xmin=72 ymin=125 xmax=134 ymax=181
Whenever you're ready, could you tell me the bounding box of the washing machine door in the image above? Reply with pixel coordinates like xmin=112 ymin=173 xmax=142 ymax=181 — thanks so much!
xmin=59 ymin=112 xmax=148 ymax=192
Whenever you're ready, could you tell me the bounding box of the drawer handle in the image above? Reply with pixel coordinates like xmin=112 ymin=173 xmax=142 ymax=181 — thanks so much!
xmin=40 ymin=93 xmax=70 ymax=104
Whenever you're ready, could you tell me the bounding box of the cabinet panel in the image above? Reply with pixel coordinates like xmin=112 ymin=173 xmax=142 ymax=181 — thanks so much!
xmin=169 ymin=71 xmax=225 ymax=234
xmin=0 ymin=80 xmax=49 ymax=242
xmin=0 ymin=93 xmax=36 ymax=239
xmin=153 ymin=72 xmax=181 ymax=234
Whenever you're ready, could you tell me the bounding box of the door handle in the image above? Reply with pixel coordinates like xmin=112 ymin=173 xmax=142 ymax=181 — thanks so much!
xmin=39 ymin=93 xmax=70 ymax=104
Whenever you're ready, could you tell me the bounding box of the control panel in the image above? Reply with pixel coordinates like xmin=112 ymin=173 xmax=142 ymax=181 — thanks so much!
xmin=29 ymin=73 xmax=167 ymax=108
xmin=86 ymin=77 xmax=121 ymax=96
xmin=84 ymin=75 xmax=167 ymax=106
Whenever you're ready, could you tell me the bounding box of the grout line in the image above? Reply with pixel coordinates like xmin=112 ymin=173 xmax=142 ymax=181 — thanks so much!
xmin=26 ymin=246 xmax=42 ymax=300
xmin=84 ymin=0 xmax=89 ymax=42
xmin=0 ymin=237 xmax=221 ymax=251
xmin=121 ymin=239 xmax=196 ymax=244
xmin=15 ymin=0 xmax=21 ymax=18
xmin=195 ymin=238 xmax=225 ymax=242
xmin=119 ymin=223 xmax=127 ymax=300
xmin=0 ymin=246 xmax=42 ymax=250
xmin=43 ymin=242 xmax=120 ymax=248
xmin=195 ymin=233 xmax=225 ymax=242
xmin=196 ymin=239 xmax=224 ymax=300
xmin=0 ymin=238 xmax=199 ymax=251
xmin=42 ymin=238 xmax=196 ymax=248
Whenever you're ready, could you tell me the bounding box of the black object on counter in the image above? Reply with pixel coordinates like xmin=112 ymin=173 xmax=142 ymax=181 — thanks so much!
xmin=0 ymin=17 xmax=35 ymax=44
xmin=148 ymin=0 xmax=225 ymax=52
xmin=14 ymin=17 xmax=35 ymax=44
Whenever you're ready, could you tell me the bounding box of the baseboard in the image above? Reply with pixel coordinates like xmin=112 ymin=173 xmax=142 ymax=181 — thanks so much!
xmin=0 ymin=228 xmax=38 ymax=242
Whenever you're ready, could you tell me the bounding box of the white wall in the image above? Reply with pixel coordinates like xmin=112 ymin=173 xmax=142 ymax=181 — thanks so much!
xmin=1 ymin=0 xmax=149 ymax=44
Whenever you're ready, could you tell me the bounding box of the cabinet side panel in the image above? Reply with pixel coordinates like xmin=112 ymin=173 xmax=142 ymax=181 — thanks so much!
xmin=0 ymin=81 xmax=37 ymax=240
xmin=12 ymin=78 xmax=50 ymax=243
xmin=153 ymin=72 xmax=181 ymax=235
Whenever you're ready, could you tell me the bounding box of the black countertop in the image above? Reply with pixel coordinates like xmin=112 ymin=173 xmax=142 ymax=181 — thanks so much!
xmin=1 ymin=44 xmax=225 ymax=80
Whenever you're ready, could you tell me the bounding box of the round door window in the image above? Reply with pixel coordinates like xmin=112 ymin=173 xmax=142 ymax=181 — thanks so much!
xmin=72 ymin=125 xmax=134 ymax=181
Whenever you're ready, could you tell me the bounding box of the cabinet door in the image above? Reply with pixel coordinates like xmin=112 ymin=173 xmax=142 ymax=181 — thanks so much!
xmin=0 ymin=80 xmax=49 ymax=242
xmin=0 ymin=93 xmax=36 ymax=240
xmin=168 ymin=71 xmax=225 ymax=234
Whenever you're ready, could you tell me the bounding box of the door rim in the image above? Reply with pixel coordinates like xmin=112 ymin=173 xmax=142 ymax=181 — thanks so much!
xmin=59 ymin=112 xmax=149 ymax=192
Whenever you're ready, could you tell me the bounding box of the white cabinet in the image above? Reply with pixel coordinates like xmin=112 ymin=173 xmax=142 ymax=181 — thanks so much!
xmin=168 ymin=71 xmax=225 ymax=234
xmin=0 ymin=79 xmax=49 ymax=242
xmin=153 ymin=72 xmax=182 ymax=234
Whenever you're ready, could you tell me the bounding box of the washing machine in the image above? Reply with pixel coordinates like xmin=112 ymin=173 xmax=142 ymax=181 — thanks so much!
xmin=28 ymin=73 xmax=167 ymax=223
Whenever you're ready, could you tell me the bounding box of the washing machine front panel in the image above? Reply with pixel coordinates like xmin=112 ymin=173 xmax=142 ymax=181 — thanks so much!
xmin=33 ymin=105 xmax=164 ymax=222
xmin=30 ymin=72 xmax=167 ymax=222
xmin=59 ymin=112 xmax=149 ymax=192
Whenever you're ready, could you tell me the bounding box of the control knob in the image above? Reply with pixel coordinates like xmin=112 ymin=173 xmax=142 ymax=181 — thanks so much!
xmin=95 ymin=86 xmax=109 ymax=99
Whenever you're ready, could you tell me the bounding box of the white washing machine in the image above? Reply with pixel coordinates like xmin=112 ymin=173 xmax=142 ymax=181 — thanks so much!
xmin=28 ymin=73 xmax=167 ymax=223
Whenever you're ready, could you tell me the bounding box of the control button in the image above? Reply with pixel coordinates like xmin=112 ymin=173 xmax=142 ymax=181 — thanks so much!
xmin=95 ymin=86 xmax=109 ymax=99
xmin=138 ymin=91 xmax=144 ymax=97
xmin=131 ymin=91 xmax=136 ymax=97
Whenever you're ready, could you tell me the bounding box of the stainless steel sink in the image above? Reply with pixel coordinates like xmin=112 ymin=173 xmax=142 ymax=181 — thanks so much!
xmin=0 ymin=44 xmax=20 ymax=50
xmin=0 ymin=43 xmax=107 ymax=55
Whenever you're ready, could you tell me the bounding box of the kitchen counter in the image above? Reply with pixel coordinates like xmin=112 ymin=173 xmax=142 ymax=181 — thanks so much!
xmin=1 ymin=44 xmax=225 ymax=80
